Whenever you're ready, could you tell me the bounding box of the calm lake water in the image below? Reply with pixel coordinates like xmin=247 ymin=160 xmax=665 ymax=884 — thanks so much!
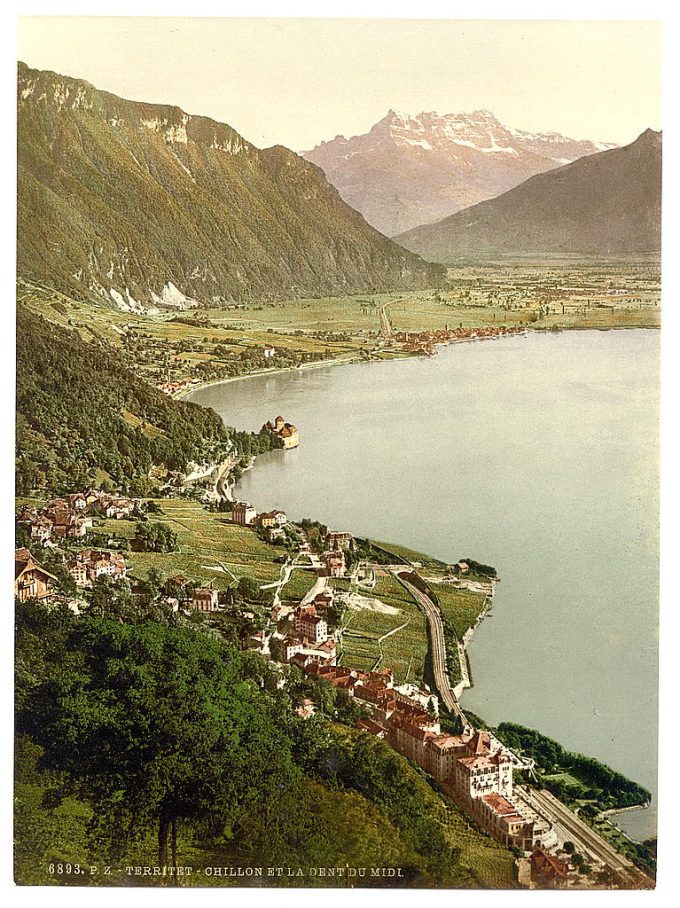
xmin=188 ymin=329 xmax=659 ymax=841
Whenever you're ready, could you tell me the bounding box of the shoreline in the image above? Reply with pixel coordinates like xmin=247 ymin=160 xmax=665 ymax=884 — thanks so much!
xmin=176 ymin=322 xmax=659 ymax=404
xmin=602 ymin=803 xmax=652 ymax=818
xmin=453 ymin=587 xmax=495 ymax=699
xmin=181 ymin=327 xmax=650 ymax=728
xmin=177 ymin=330 xmax=520 ymax=401
xmin=175 ymin=353 xmax=366 ymax=400
xmin=179 ymin=325 xmax=656 ymax=850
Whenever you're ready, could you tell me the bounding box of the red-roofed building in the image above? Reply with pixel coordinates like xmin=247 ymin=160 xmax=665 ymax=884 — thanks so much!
xmin=531 ymin=850 xmax=569 ymax=888
xmin=322 ymin=550 xmax=345 ymax=577
xmin=478 ymin=793 xmax=534 ymax=848
xmin=67 ymin=550 xmax=127 ymax=586
xmin=258 ymin=509 xmax=288 ymax=528
xmin=357 ymin=718 xmax=388 ymax=739
xmin=295 ymin=699 xmax=316 ymax=720
xmin=294 ymin=605 xmax=328 ymax=643
xmin=262 ymin=416 xmax=299 ymax=449
xmin=313 ymin=589 xmax=334 ymax=611
xmin=232 ymin=501 xmax=257 ymax=526
xmin=325 ymin=531 xmax=353 ymax=552
xmin=454 ymin=748 xmax=513 ymax=800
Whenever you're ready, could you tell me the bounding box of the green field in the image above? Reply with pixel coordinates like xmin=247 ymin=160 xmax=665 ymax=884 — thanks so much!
xmin=431 ymin=583 xmax=489 ymax=639
xmin=333 ymin=574 xmax=487 ymax=686
xmin=19 ymin=257 xmax=660 ymax=393
xmin=338 ymin=572 xmax=429 ymax=683
xmin=95 ymin=499 xmax=284 ymax=592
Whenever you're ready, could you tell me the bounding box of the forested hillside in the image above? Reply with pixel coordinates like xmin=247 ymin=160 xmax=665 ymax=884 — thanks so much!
xmin=16 ymin=307 xmax=229 ymax=494
xmin=14 ymin=604 xmax=516 ymax=888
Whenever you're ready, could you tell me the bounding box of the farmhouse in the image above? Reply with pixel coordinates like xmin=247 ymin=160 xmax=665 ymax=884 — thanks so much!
xmin=232 ymin=501 xmax=257 ymax=526
xmin=14 ymin=548 xmax=57 ymax=602
xmin=191 ymin=588 xmax=220 ymax=612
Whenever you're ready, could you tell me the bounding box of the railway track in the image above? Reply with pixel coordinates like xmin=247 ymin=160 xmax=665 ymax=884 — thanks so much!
xmin=527 ymin=788 xmax=654 ymax=888
xmin=395 ymin=571 xmax=466 ymax=723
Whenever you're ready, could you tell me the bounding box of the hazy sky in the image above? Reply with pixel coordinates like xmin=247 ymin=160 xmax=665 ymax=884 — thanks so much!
xmin=18 ymin=17 xmax=662 ymax=151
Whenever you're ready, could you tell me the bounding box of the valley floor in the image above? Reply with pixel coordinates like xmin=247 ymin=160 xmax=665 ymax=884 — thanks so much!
xmin=18 ymin=256 xmax=660 ymax=396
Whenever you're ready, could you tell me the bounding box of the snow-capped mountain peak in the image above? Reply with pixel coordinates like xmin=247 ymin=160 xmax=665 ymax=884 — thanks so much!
xmin=303 ymin=109 xmax=617 ymax=236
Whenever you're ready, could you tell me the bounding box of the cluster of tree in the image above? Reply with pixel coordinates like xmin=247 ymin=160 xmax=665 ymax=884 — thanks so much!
xmin=185 ymin=345 xmax=326 ymax=384
xmin=15 ymin=611 xmax=299 ymax=873
xmin=133 ymin=521 xmax=179 ymax=553
xmin=16 ymin=308 xmax=229 ymax=496
xmin=236 ymin=576 xmax=268 ymax=604
xmin=494 ymin=723 xmax=651 ymax=811
xmin=298 ymin=518 xmax=328 ymax=553
xmin=354 ymin=538 xmax=401 ymax=565
xmin=170 ymin=314 xmax=215 ymax=328
xmin=14 ymin=605 xmax=510 ymax=887
xmin=453 ymin=558 xmax=497 ymax=579
xmin=440 ymin=614 xmax=463 ymax=686
xmin=297 ymin=728 xmax=476 ymax=886
xmin=230 ymin=426 xmax=283 ymax=460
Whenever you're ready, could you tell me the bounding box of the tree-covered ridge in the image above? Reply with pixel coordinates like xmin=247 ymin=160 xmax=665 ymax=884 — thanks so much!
xmin=14 ymin=604 xmax=516 ymax=888
xmin=494 ymin=723 xmax=651 ymax=811
xmin=18 ymin=63 xmax=443 ymax=306
xmin=16 ymin=307 xmax=229 ymax=495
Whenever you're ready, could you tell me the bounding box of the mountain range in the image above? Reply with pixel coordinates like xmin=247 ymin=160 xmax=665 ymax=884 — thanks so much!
xmin=17 ymin=63 xmax=442 ymax=310
xmin=303 ymin=109 xmax=616 ymax=236
xmin=395 ymin=129 xmax=662 ymax=262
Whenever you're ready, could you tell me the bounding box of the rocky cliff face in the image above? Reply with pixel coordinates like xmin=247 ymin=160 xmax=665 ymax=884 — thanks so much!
xmin=304 ymin=109 xmax=616 ymax=236
xmin=18 ymin=64 xmax=443 ymax=309
xmin=394 ymin=130 xmax=661 ymax=261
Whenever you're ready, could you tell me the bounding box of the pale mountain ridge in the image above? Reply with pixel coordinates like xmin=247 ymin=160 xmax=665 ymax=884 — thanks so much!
xmin=303 ymin=109 xmax=617 ymax=236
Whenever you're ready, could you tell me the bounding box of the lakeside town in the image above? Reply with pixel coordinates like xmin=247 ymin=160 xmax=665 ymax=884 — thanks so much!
xmin=17 ymin=258 xmax=660 ymax=404
xmin=15 ymin=416 xmax=654 ymax=890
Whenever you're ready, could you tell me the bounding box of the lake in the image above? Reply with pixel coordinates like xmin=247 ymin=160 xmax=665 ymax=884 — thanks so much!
xmin=188 ymin=329 xmax=659 ymax=841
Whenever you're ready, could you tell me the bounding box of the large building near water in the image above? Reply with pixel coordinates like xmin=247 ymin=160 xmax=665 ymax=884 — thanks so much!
xmin=262 ymin=415 xmax=299 ymax=449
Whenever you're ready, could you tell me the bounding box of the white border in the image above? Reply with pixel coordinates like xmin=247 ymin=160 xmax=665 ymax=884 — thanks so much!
xmin=2 ymin=4 xmax=677 ymax=907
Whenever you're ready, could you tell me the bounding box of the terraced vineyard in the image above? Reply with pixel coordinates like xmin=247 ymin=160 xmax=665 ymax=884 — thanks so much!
xmin=97 ymin=499 xmax=283 ymax=590
xmin=338 ymin=571 xmax=428 ymax=683
xmin=430 ymin=583 xmax=489 ymax=639
xmin=280 ymin=568 xmax=319 ymax=602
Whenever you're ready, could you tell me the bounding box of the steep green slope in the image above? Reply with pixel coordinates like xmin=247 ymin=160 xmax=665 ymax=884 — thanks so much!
xmin=15 ymin=607 xmax=516 ymax=888
xmin=18 ymin=63 xmax=443 ymax=305
xmin=395 ymin=130 xmax=662 ymax=262
xmin=16 ymin=306 xmax=229 ymax=495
